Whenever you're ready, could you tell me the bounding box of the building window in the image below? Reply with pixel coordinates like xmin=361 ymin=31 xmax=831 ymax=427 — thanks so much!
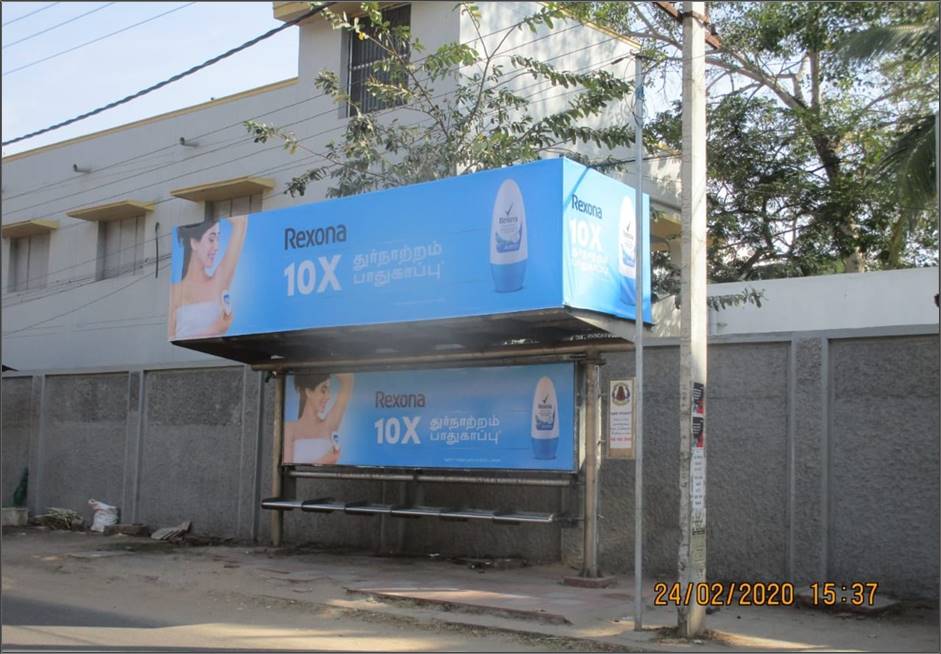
xmin=8 ymin=233 xmax=50 ymax=292
xmin=205 ymin=193 xmax=262 ymax=220
xmin=98 ymin=215 xmax=146 ymax=280
xmin=347 ymin=4 xmax=410 ymax=116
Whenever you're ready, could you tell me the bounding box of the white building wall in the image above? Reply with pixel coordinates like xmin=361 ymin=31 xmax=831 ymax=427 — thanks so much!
xmin=1 ymin=79 xmax=306 ymax=371
xmin=652 ymin=267 xmax=940 ymax=338
xmin=0 ymin=2 xmax=652 ymax=372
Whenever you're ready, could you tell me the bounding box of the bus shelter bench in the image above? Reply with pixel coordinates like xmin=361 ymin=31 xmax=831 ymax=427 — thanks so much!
xmin=261 ymin=497 xmax=557 ymax=524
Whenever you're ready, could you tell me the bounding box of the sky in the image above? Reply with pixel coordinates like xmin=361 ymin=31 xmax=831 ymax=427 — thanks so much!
xmin=1 ymin=1 xmax=299 ymax=157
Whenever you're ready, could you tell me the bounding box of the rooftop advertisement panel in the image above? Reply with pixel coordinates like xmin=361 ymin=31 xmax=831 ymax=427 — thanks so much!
xmin=168 ymin=158 xmax=650 ymax=342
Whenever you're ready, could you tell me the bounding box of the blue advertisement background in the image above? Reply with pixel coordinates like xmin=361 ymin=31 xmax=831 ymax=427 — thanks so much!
xmin=171 ymin=161 xmax=565 ymax=339
xmin=169 ymin=158 xmax=653 ymax=340
xmin=561 ymin=159 xmax=653 ymax=323
xmin=283 ymin=363 xmax=576 ymax=471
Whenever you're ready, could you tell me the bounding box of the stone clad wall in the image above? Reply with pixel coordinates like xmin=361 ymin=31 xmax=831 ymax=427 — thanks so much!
xmin=828 ymin=336 xmax=940 ymax=598
xmin=0 ymin=377 xmax=33 ymax=506
xmin=1 ymin=332 xmax=937 ymax=598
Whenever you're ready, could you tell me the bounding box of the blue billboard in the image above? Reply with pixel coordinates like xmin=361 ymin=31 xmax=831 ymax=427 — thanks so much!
xmin=282 ymin=363 xmax=576 ymax=471
xmin=168 ymin=158 xmax=651 ymax=341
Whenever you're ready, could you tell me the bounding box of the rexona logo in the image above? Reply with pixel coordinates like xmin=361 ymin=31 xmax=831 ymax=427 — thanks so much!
xmin=284 ymin=224 xmax=347 ymax=250
xmin=375 ymin=391 xmax=427 ymax=408
xmin=571 ymin=195 xmax=603 ymax=220
xmin=499 ymin=204 xmax=518 ymax=225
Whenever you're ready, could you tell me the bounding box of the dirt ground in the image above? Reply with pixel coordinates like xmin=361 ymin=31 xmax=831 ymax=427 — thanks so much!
xmin=2 ymin=526 xmax=938 ymax=653
xmin=0 ymin=527 xmax=584 ymax=652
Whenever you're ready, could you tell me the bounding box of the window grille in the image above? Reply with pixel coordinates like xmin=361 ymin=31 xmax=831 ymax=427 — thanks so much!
xmin=347 ymin=4 xmax=411 ymax=115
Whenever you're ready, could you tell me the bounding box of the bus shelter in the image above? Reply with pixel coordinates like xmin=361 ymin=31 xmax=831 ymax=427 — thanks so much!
xmin=169 ymin=158 xmax=651 ymax=579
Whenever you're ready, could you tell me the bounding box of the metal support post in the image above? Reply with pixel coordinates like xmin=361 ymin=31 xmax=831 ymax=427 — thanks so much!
xmin=678 ymin=0 xmax=709 ymax=637
xmin=581 ymin=356 xmax=602 ymax=578
xmin=271 ymin=373 xmax=285 ymax=547
xmin=633 ymin=55 xmax=647 ymax=631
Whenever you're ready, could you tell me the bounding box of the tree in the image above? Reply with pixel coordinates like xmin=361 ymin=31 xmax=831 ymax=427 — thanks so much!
xmin=837 ymin=15 xmax=939 ymax=265
xmin=246 ymin=2 xmax=637 ymax=199
xmin=564 ymin=1 xmax=939 ymax=282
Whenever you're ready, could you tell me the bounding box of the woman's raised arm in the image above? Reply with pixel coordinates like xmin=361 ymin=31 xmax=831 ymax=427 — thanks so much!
xmin=213 ymin=215 xmax=248 ymax=292
xmin=325 ymin=373 xmax=354 ymax=433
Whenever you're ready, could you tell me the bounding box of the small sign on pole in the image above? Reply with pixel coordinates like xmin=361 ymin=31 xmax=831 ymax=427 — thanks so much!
xmin=607 ymin=379 xmax=635 ymax=459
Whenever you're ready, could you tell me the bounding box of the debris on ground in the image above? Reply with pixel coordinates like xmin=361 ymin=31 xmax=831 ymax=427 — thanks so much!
xmin=180 ymin=533 xmax=231 ymax=547
xmin=88 ymin=499 xmax=119 ymax=533
xmin=150 ymin=521 xmax=191 ymax=541
xmin=451 ymin=556 xmax=529 ymax=571
xmin=103 ymin=523 xmax=151 ymax=537
xmin=32 ymin=508 xmax=84 ymax=531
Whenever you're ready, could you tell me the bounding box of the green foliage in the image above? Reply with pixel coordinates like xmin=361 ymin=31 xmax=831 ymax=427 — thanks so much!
xmin=245 ymin=2 xmax=635 ymax=199
xmin=568 ymin=0 xmax=939 ymax=280
xmin=836 ymin=8 xmax=939 ymax=265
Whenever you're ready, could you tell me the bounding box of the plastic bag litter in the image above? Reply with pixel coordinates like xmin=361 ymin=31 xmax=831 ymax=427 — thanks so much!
xmin=88 ymin=499 xmax=119 ymax=533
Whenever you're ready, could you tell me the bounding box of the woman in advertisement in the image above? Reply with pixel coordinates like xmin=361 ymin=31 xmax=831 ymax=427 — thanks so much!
xmin=284 ymin=373 xmax=354 ymax=465
xmin=169 ymin=215 xmax=248 ymax=339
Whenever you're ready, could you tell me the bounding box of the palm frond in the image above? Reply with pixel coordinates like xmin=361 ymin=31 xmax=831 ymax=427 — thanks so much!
xmin=879 ymin=113 xmax=937 ymax=211
xmin=881 ymin=113 xmax=937 ymax=267
xmin=837 ymin=23 xmax=939 ymax=63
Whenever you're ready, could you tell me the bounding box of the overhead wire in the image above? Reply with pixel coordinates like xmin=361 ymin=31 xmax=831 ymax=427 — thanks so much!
xmin=3 ymin=47 xmax=635 ymax=309
xmin=3 ymin=19 xmax=606 ymax=219
xmin=5 ymin=261 xmax=173 ymax=335
xmin=2 ymin=2 xmax=197 ymax=79
xmin=2 ymin=11 xmax=585 ymax=202
xmin=3 ymin=2 xmax=116 ymax=49
xmin=3 ymin=12 xmax=641 ymax=298
xmin=1 ymin=0 xmax=333 ymax=147
xmin=2 ymin=2 xmax=60 ymax=27
xmin=22 ymin=35 xmax=632 ymax=228
xmin=5 ymin=42 xmax=632 ymax=302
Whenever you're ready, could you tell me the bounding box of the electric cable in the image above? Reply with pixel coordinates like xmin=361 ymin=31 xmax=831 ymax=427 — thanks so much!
xmin=1 ymin=1 xmax=330 ymax=142
xmin=2 ymin=3 xmax=196 ymax=78
xmin=4 ymin=50 xmax=632 ymax=306
xmin=2 ymin=2 xmax=59 ymax=27
xmin=2 ymin=49 xmax=635 ymax=307
xmin=3 ymin=10 xmax=584 ymax=201
xmin=3 ymin=24 xmax=615 ymax=219
xmin=8 ymin=49 xmax=636 ymax=305
xmin=5 ymin=261 xmax=173 ymax=334
xmin=2 ymin=29 xmax=639 ymax=294
xmin=1 ymin=21 xmax=649 ymax=322
xmin=4 ymin=48 xmax=623 ymax=298
xmin=3 ymin=2 xmax=116 ymax=49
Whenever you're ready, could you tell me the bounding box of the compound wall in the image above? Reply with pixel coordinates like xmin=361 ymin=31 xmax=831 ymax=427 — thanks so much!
xmin=2 ymin=329 xmax=937 ymax=598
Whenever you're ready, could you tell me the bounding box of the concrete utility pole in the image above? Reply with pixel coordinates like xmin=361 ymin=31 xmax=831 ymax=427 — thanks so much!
xmin=632 ymin=55 xmax=646 ymax=632
xmin=678 ymin=0 xmax=708 ymax=638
